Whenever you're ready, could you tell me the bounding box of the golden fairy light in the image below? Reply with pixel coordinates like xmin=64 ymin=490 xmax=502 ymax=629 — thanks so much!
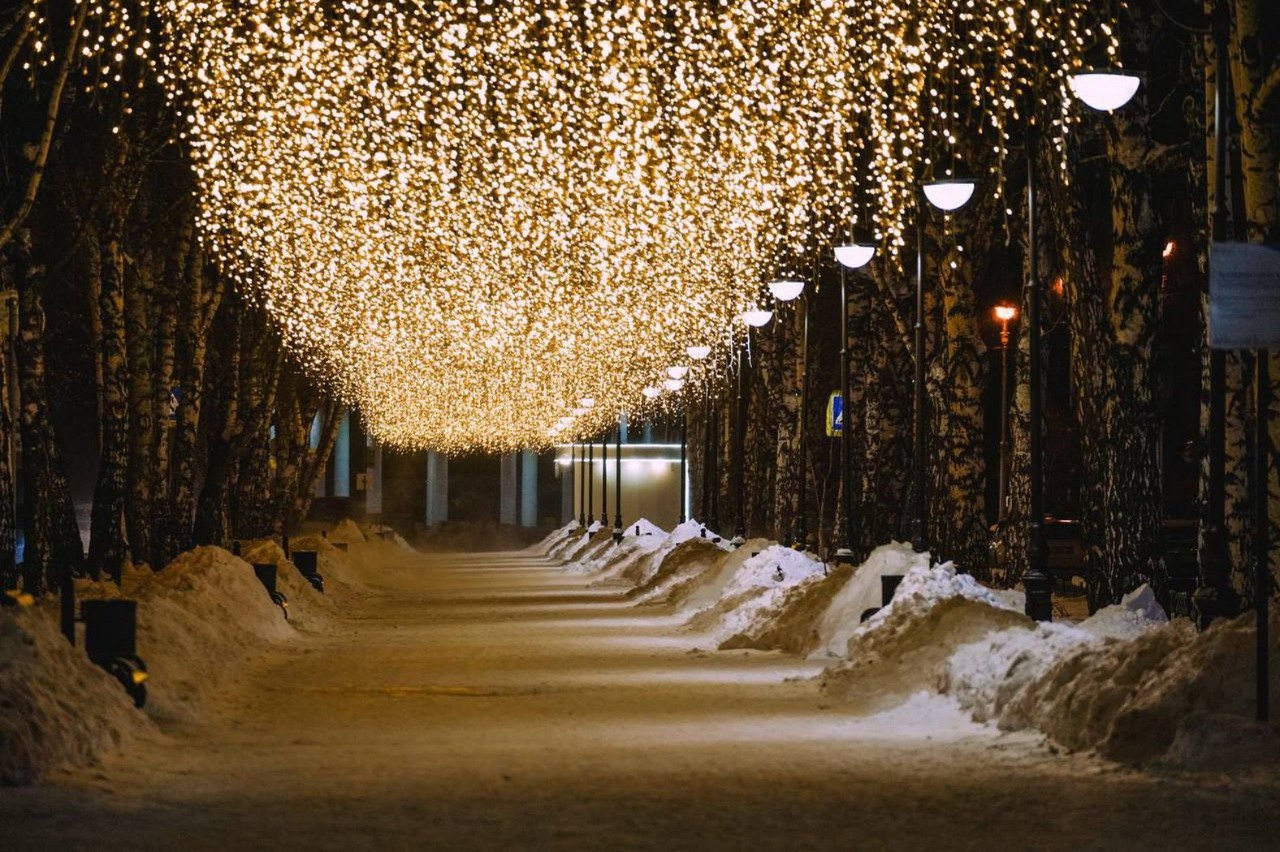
xmin=40 ymin=0 xmax=1117 ymax=453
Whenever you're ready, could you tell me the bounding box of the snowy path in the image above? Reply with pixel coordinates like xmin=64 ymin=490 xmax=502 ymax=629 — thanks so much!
xmin=3 ymin=549 xmax=1277 ymax=850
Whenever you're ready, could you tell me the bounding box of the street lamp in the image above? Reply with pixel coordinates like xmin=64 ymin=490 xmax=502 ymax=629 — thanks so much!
xmin=907 ymin=175 xmax=978 ymax=558
xmin=833 ymin=231 xmax=877 ymax=563
xmin=993 ymin=302 xmax=1019 ymax=521
xmin=641 ymin=386 xmax=662 ymax=399
xmin=666 ymin=365 xmax=690 ymax=380
xmin=686 ymin=344 xmax=712 ymax=361
xmin=613 ymin=416 xmax=623 ymax=542
xmin=740 ymin=307 xmax=773 ymax=327
xmin=768 ymin=278 xmax=805 ymax=302
xmin=787 ymin=279 xmax=811 ymax=551
xmin=1019 ymin=64 xmax=1141 ymax=623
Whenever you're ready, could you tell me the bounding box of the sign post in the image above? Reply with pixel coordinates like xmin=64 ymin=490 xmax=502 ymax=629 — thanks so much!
xmin=1209 ymin=241 xmax=1279 ymax=723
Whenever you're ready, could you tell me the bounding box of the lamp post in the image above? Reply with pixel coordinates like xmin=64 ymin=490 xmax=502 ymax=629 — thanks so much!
xmin=833 ymin=240 xmax=876 ymax=562
xmin=686 ymin=344 xmax=712 ymax=530
xmin=577 ymin=440 xmax=585 ymax=527
xmin=768 ymin=278 xmax=808 ymax=550
xmin=734 ymin=308 xmax=773 ymax=546
xmin=1018 ymin=67 xmax=1142 ymax=623
xmin=993 ymin=303 xmax=1019 ymax=521
xmin=912 ymin=176 xmax=978 ymax=558
xmin=601 ymin=429 xmax=609 ymax=530
xmin=664 ymin=367 xmax=689 ymax=524
xmin=613 ymin=417 xmax=623 ymax=541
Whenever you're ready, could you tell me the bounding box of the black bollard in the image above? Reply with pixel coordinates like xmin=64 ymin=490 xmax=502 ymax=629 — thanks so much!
xmin=881 ymin=574 xmax=905 ymax=608
xmin=82 ymin=599 xmax=147 ymax=707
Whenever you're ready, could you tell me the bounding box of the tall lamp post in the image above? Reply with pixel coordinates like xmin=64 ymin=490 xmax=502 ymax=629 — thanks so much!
xmin=767 ymin=278 xmax=808 ymax=549
xmin=993 ymin=302 xmax=1018 ymax=520
xmin=613 ymin=416 xmax=623 ymax=541
xmin=833 ymin=240 xmax=877 ymax=562
xmin=1018 ymin=67 xmax=1141 ymax=622
xmin=664 ymin=366 xmax=690 ymax=523
xmin=734 ymin=307 xmax=774 ymax=546
xmin=912 ymin=177 xmax=979 ymax=560
xmin=686 ymin=345 xmax=713 ymax=529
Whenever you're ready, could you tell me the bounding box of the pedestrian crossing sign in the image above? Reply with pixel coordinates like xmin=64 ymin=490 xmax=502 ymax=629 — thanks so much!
xmin=827 ymin=392 xmax=842 ymax=437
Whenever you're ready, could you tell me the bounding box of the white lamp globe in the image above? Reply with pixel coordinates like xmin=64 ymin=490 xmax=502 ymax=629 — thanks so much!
xmin=768 ymin=279 xmax=805 ymax=301
xmin=572 ymin=407 xmax=587 ymax=417
xmin=641 ymin=386 xmax=663 ymax=399
xmin=740 ymin=307 xmax=774 ymax=327
xmin=922 ymin=178 xmax=977 ymax=211
xmin=1068 ymin=70 xmax=1140 ymax=112
xmin=834 ymin=243 xmax=877 ymax=269
xmin=666 ymin=365 xmax=690 ymax=380
xmin=686 ymin=344 xmax=712 ymax=361
xmin=578 ymin=397 xmax=595 ymax=408
xmin=662 ymin=378 xmax=686 ymax=392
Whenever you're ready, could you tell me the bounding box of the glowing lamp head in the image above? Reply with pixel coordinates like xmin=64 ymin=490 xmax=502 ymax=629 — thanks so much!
xmin=571 ymin=407 xmax=588 ymax=417
xmin=740 ymin=307 xmax=773 ymax=327
xmin=686 ymin=345 xmax=712 ymax=361
xmin=641 ymin=386 xmax=662 ymax=399
xmin=993 ymin=303 xmax=1018 ymax=322
xmin=1068 ymin=70 xmax=1140 ymax=112
xmin=767 ymin=278 xmax=805 ymax=301
xmin=1163 ymin=240 xmax=1175 ymax=259
xmin=922 ymin=178 xmax=977 ymax=211
xmin=578 ymin=397 xmax=595 ymax=409
xmin=662 ymin=377 xmax=686 ymax=392
xmin=834 ymin=243 xmax=877 ymax=269
xmin=666 ymin=365 xmax=689 ymax=380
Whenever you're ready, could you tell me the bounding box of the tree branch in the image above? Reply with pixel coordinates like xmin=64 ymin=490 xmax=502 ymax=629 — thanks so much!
xmin=1256 ymin=59 xmax=1280 ymax=113
xmin=0 ymin=0 xmax=90 ymax=252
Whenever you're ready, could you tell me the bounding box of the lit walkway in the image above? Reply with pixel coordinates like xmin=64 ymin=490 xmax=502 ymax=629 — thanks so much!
xmin=3 ymin=549 xmax=1276 ymax=850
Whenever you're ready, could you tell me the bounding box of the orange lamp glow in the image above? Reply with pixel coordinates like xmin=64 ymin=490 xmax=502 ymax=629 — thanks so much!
xmin=993 ymin=304 xmax=1018 ymax=322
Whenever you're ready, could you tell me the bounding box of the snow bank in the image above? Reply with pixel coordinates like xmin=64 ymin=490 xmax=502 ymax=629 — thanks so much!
xmin=125 ymin=546 xmax=297 ymax=723
xmin=809 ymin=543 xmax=933 ymax=659
xmin=328 ymin=518 xmax=366 ymax=544
xmin=1011 ymin=610 xmax=1279 ymax=766
xmin=719 ymin=562 xmax=852 ymax=654
xmin=627 ymin=538 xmax=725 ymax=601
xmin=616 ymin=519 xmax=728 ymax=587
xmin=241 ymin=539 xmax=338 ymax=629
xmin=662 ymin=539 xmax=770 ymax=614
xmin=821 ymin=561 xmax=1029 ymax=710
xmin=570 ymin=523 xmax=668 ymax=578
xmin=0 ymin=607 xmax=153 ymax=785
xmin=680 ymin=545 xmax=827 ymax=644
xmin=531 ymin=522 xmax=579 ymax=556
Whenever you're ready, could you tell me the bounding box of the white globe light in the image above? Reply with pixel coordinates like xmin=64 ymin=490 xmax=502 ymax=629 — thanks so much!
xmin=740 ymin=308 xmax=773 ymax=327
xmin=1068 ymin=70 xmax=1140 ymax=112
xmin=666 ymin=365 xmax=689 ymax=380
xmin=834 ymin=243 xmax=876 ymax=269
xmin=922 ymin=179 xmax=977 ymax=211
xmin=641 ymin=386 xmax=662 ymax=399
xmin=686 ymin=344 xmax=712 ymax=361
xmin=572 ymin=407 xmax=587 ymax=417
xmin=767 ymin=279 xmax=805 ymax=301
xmin=578 ymin=397 xmax=595 ymax=408
xmin=662 ymin=378 xmax=686 ymax=392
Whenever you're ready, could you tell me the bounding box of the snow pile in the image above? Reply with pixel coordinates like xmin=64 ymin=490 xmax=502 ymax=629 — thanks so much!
xmin=809 ymin=543 xmax=934 ymax=659
xmin=0 ymin=607 xmax=153 ymax=785
xmin=531 ymin=522 xmax=579 ymax=556
xmin=821 ymin=561 xmax=1028 ymax=710
xmin=328 ymin=518 xmax=366 ymax=545
xmin=627 ymin=537 xmax=725 ymax=601
xmin=130 ymin=546 xmax=297 ymax=722
xmin=1009 ymin=610 xmax=1278 ymax=766
xmin=617 ymin=519 xmax=726 ymax=587
xmin=568 ymin=521 xmax=667 ymax=577
xmin=681 ymin=545 xmax=827 ymax=644
xmin=240 ymin=539 xmax=338 ymax=629
xmin=719 ymin=562 xmax=852 ymax=654
xmin=663 ymin=539 xmax=771 ymax=614
xmin=943 ymin=584 xmax=1170 ymax=726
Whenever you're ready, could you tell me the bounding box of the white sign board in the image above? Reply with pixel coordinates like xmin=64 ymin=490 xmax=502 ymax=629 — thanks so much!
xmin=1209 ymin=242 xmax=1280 ymax=350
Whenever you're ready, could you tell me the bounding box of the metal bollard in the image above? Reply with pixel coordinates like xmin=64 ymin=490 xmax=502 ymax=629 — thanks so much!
xmin=252 ymin=563 xmax=289 ymax=619
xmin=82 ymin=599 xmax=148 ymax=708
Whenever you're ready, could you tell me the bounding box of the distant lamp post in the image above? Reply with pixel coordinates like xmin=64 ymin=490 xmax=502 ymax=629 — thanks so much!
xmin=767 ymin=278 xmax=805 ymax=302
xmin=993 ymin=302 xmax=1019 ymax=521
xmin=686 ymin=344 xmax=711 ymax=529
xmin=783 ymin=278 xmax=810 ymax=551
xmin=613 ymin=417 xmax=623 ymax=541
xmin=833 ymin=234 xmax=877 ymax=563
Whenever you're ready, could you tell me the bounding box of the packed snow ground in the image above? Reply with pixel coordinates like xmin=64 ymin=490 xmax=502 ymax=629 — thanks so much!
xmin=2 ymin=518 xmax=1277 ymax=849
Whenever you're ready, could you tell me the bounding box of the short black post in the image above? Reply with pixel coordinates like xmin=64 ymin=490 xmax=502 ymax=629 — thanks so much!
xmin=60 ymin=557 xmax=75 ymax=646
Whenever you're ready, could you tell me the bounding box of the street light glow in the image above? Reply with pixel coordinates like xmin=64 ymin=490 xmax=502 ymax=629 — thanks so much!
xmin=1068 ymin=70 xmax=1141 ymax=112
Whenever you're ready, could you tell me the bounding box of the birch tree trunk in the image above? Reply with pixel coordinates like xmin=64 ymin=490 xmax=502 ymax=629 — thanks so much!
xmin=12 ymin=230 xmax=82 ymax=592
